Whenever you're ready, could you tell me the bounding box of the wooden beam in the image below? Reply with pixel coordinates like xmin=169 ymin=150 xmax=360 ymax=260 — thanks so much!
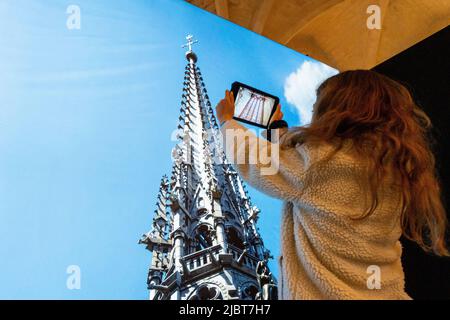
xmin=214 ymin=0 xmax=229 ymax=19
xmin=204 ymin=1 xmax=216 ymax=11
xmin=250 ymin=0 xmax=275 ymax=34
xmin=365 ymin=0 xmax=390 ymax=68
xmin=279 ymin=0 xmax=344 ymax=45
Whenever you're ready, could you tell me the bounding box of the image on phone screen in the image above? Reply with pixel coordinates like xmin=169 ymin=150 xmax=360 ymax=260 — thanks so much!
xmin=234 ymin=86 xmax=276 ymax=128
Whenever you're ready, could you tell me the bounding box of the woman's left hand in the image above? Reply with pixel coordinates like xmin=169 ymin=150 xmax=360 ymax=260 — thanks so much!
xmin=216 ymin=90 xmax=235 ymax=125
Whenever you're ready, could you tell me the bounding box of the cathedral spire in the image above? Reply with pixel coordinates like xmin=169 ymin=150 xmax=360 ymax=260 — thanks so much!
xmin=140 ymin=35 xmax=277 ymax=300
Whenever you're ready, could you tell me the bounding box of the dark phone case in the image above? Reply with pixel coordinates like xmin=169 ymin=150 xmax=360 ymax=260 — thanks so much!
xmin=231 ymin=81 xmax=280 ymax=129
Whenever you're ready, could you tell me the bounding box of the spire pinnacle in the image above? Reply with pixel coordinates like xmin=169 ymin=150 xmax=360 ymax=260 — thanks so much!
xmin=182 ymin=34 xmax=198 ymax=62
xmin=182 ymin=34 xmax=198 ymax=52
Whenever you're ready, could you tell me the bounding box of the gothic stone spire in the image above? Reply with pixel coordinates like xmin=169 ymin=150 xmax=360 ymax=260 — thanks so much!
xmin=140 ymin=35 xmax=276 ymax=300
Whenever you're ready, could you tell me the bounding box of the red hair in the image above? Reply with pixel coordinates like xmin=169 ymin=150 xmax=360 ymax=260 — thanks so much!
xmin=282 ymin=70 xmax=448 ymax=256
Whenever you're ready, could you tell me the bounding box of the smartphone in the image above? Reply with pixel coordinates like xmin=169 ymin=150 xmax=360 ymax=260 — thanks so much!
xmin=231 ymin=82 xmax=279 ymax=129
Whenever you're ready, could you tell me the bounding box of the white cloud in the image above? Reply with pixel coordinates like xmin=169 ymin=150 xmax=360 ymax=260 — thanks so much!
xmin=284 ymin=60 xmax=338 ymax=125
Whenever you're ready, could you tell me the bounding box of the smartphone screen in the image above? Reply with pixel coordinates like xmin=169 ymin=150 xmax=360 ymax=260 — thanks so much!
xmin=231 ymin=82 xmax=279 ymax=128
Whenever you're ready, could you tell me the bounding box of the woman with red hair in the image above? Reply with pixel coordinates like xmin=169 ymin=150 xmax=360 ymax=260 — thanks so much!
xmin=216 ymin=70 xmax=448 ymax=300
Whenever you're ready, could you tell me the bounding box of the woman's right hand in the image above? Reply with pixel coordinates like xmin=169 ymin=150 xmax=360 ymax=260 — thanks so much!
xmin=270 ymin=104 xmax=284 ymax=124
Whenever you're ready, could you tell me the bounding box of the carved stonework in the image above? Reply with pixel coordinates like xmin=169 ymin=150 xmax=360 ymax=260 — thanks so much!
xmin=140 ymin=35 xmax=276 ymax=300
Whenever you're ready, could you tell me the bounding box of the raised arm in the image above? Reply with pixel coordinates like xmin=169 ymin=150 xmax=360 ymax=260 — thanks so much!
xmin=220 ymin=120 xmax=306 ymax=201
xmin=216 ymin=90 xmax=307 ymax=201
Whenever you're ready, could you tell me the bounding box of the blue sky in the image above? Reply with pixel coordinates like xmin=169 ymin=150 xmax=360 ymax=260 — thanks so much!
xmin=0 ymin=0 xmax=336 ymax=299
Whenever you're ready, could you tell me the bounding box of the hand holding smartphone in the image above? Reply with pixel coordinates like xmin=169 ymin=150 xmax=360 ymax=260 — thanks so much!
xmin=231 ymin=82 xmax=280 ymax=129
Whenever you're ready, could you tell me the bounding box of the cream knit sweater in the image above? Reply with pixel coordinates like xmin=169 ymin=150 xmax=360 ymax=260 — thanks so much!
xmin=221 ymin=120 xmax=411 ymax=300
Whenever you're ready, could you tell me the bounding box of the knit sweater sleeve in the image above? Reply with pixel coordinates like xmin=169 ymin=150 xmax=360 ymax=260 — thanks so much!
xmin=220 ymin=119 xmax=307 ymax=201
